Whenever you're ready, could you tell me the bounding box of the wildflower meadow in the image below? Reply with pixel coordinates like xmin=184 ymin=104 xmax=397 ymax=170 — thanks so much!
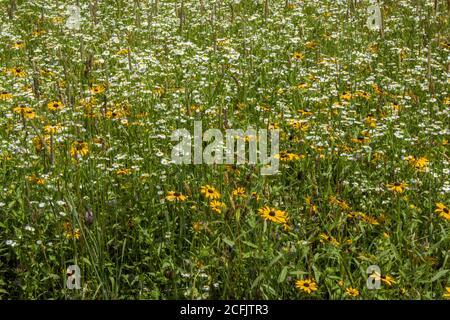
xmin=0 ymin=0 xmax=449 ymax=300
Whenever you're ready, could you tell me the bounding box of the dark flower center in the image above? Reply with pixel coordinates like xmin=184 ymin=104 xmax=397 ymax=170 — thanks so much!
xmin=444 ymin=208 xmax=449 ymax=214
xmin=394 ymin=182 xmax=401 ymax=187
xmin=269 ymin=210 xmax=276 ymax=217
xmin=174 ymin=192 xmax=180 ymax=197
xmin=208 ymin=189 xmax=214 ymax=194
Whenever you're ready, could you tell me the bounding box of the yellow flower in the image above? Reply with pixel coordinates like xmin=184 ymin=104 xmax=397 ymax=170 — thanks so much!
xmin=209 ymin=200 xmax=225 ymax=213
xmin=435 ymin=203 xmax=450 ymax=221
xmin=386 ymin=182 xmax=407 ymax=193
xmin=200 ymin=185 xmax=221 ymax=200
xmin=251 ymin=192 xmax=260 ymax=201
xmin=305 ymin=41 xmax=316 ymax=49
xmin=7 ymin=66 xmax=27 ymax=77
xmin=153 ymin=86 xmax=164 ymax=96
xmin=369 ymin=272 xmax=396 ymax=286
xmin=345 ymin=287 xmax=360 ymax=297
xmin=116 ymin=48 xmax=129 ymax=55
xmin=292 ymin=52 xmax=304 ymax=60
xmin=340 ymin=91 xmax=352 ymax=100
xmin=27 ymin=175 xmax=46 ymax=185
xmin=47 ymin=101 xmax=64 ymax=111
xmin=0 ymin=91 xmax=13 ymax=100
xmin=70 ymin=141 xmax=89 ymax=158
xmin=275 ymin=151 xmax=301 ymax=162
xmin=232 ymin=187 xmax=247 ymax=198
xmin=360 ymin=214 xmax=380 ymax=225
xmin=192 ymin=222 xmax=203 ymax=232
xmin=365 ymin=116 xmax=377 ymax=128
xmin=295 ymin=278 xmax=318 ymax=294
xmin=73 ymin=229 xmax=81 ymax=240
xmin=12 ymin=40 xmax=25 ymax=49
xmin=443 ymin=287 xmax=450 ymax=299
xmin=116 ymin=168 xmax=132 ymax=175
xmin=90 ymin=84 xmax=106 ymax=95
xmin=406 ymin=156 xmax=429 ymax=171
xmin=355 ymin=91 xmax=370 ymax=99
xmin=166 ymin=191 xmax=187 ymax=202
xmin=371 ymin=84 xmax=384 ymax=95
xmin=381 ymin=275 xmax=396 ymax=286
xmin=289 ymin=119 xmax=310 ymax=131
xmin=44 ymin=124 xmax=62 ymax=134
xmin=258 ymin=206 xmax=288 ymax=224
xmin=13 ymin=106 xmax=36 ymax=119
xmin=106 ymin=109 xmax=126 ymax=119
xmin=351 ymin=134 xmax=371 ymax=144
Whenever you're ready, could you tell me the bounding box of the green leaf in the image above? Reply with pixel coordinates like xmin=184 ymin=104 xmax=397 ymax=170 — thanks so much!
xmin=251 ymin=274 xmax=264 ymax=289
xmin=82 ymin=257 xmax=92 ymax=266
xmin=242 ymin=241 xmax=258 ymax=249
xmin=268 ymin=253 xmax=283 ymax=268
xmin=278 ymin=266 xmax=288 ymax=283
xmin=223 ymin=238 xmax=235 ymax=247
xmin=430 ymin=269 xmax=449 ymax=282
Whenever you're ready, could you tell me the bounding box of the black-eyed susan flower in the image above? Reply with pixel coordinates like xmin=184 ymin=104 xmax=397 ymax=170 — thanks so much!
xmin=292 ymin=52 xmax=304 ymax=60
xmin=435 ymin=203 xmax=450 ymax=221
xmin=296 ymin=82 xmax=308 ymax=90
xmin=360 ymin=214 xmax=380 ymax=225
xmin=289 ymin=119 xmax=310 ymax=131
xmin=232 ymin=187 xmax=246 ymax=198
xmin=200 ymin=185 xmax=221 ymax=200
xmin=275 ymin=151 xmax=301 ymax=162
xmin=258 ymin=206 xmax=288 ymax=224
xmin=365 ymin=116 xmax=377 ymax=128
xmin=44 ymin=124 xmax=62 ymax=134
xmin=305 ymin=40 xmax=316 ymax=49
xmin=153 ymin=86 xmax=164 ymax=96
xmin=305 ymin=196 xmax=318 ymax=214
xmin=12 ymin=40 xmax=25 ymax=49
xmin=405 ymin=155 xmax=429 ymax=171
xmin=90 ymin=84 xmax=106 ymax=95
xmin=371 ymin=84 xmax=384 ymax=95
xmin=70 ymin=141 xmax=89 ymax=158
xmin=209 ymin=200 xmax=225 ymax=213
xmin=116 ymin=168 xmax=132 ymax=175
xmin=32 ymin=136 xmax=51 ymax=153
xmin=386 ymin=182 xmax=407 ymax=193
xmin=340 ymin=91 xmax=352 ymax=101
xmin=380 ymin=275 xmax=396 ymax=286
xmin=166 ymin=191 xmax=187 ymax=202
xmin=116 ymin=48 xmax=129 ymax=55
xmin=47 ymin=101 xmax=64 ymax=111
xmin=0 ymin=91 xmax=13 ymax=100
xmin=13 ymin=106 xmax=36 ymax=119
xmin=192 ymin=221 xmax=203 ymax=232
xmin=295 ymin=278 xmax=318 ymax=294
xmin=8 ymin=66 xmax=27 ymax=77
xmin=369 ymin=272 xmax=396 ymax=286
xmin=345 ymin=287 xmax=359 ymax=297
xmin=354 ymin=91 xmax=370 ymax=99
xmin=351 ymin=134 xmax=371 ymax=144
xmin=27 ymin=175 xmax=46 ymax=185
xmin=251 ymin=192 xmax=260 ymax=201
